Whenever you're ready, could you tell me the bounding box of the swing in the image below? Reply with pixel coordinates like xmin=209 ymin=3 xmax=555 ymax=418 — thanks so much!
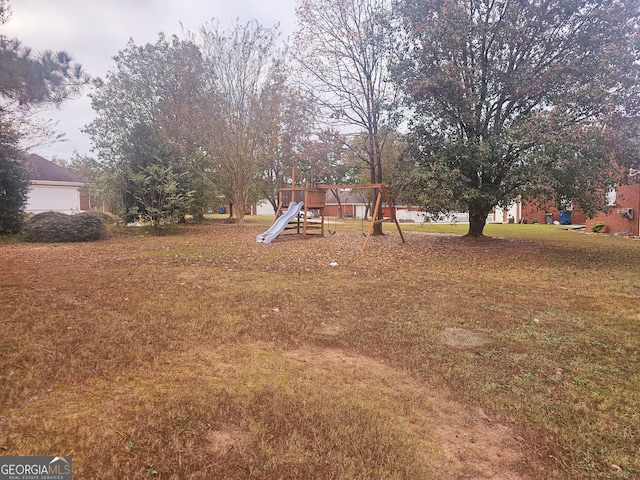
xmin=328 ymin=214 xmax=337 ymax=235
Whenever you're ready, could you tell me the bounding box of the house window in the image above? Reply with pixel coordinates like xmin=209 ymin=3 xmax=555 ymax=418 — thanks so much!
xmin=606 ymin=187 xmax=617 ymax=206
xmin=559 ymin=198 xmax=573 ymax=211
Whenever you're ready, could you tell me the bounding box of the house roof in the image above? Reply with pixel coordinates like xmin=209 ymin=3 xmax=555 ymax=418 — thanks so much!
xmin=22 ymin=153 xmax=89 ymax=184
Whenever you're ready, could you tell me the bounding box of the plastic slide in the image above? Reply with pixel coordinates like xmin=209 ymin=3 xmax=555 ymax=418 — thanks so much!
xmin=256 ymin=201 xmax=304 ymax=244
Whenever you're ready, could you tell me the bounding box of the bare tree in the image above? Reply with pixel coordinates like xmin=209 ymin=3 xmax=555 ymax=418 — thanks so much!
xmin=258 ymin=86 xmax=317 ymax=212
xmin=294 ymin=0 xmax=400 ymax=234
xmin=194 ymin=20 xmax=286 ymax=227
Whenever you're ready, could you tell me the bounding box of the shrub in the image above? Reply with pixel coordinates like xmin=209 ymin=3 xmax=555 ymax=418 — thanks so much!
xmin=0 ymin=156 xmax=30 ymax=235
xmin=23 ymin=211 xmax=107 ymax=243
xmin=591 ymin=221 xmax=606 ymax=233
xmin=90 ymin=211 xmax=119 ymax=225
xmin=125 ymin=164 xmax=193 ymax=227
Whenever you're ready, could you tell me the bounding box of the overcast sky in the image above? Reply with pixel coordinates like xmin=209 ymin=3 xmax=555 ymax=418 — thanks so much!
xmin=3 ymin=0 xmax=297 ymax=160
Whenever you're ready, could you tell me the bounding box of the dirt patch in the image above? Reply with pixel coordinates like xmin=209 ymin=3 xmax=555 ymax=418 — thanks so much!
xmin=207 ymin=427 xmax=249 ymax=455
xmin=283 ymin=346 xmax=526 ymax=479
xmin=442 ymin=327 xmax=491 ymax=347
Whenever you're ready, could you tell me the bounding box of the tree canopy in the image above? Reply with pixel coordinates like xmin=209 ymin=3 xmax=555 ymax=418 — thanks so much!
xmin=84 ymin=34 xmax=203 ymax=223
xmin=85 ymin=34 xmax=203 ymax=167
xmin=394 ymin=0 xmax=640 ymax=236
xmin=86 ymin=22 xmax=306 ymax=226
xmin=16 ymin=0 xmax=635 ymax=238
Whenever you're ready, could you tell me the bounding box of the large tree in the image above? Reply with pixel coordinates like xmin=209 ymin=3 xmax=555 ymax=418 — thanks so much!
xmin=119 ymin=122 xmax=194 ymax=225
xmin=192 ymin=20 xmax=288 ymax=226
xmin=395 ymin=0 xmax=640 ymax=237
xmin=84 ymin=34 xmax=206 ymax=220
xmin=294 ymin=0 xmax=401 ymax=234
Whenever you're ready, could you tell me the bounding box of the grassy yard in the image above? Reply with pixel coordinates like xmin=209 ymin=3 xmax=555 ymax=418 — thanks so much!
xmin=1 ymin=219 xmax=638 ymax=479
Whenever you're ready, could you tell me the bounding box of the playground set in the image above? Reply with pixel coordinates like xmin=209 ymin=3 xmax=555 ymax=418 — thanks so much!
xmin=256 ymin=171 xmax=405 ymax=249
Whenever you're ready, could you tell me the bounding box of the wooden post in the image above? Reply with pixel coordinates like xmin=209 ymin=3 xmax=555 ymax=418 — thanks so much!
xmin=273 ymin=189 xmax=284 ymax=226
xmin=303 ymin=185 xmax=308 ymax=235
xmin=382 ymin=185 xmax=405 ymax=244
xmin=363 ymin=190 xmax=384 ymax=250
xmin=361 ymin=184 xmax=405 ymax=250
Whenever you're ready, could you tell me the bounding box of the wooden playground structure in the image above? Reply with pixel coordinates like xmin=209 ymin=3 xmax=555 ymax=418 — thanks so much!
xmin=273 ymin=172 xmax=405 ymax=249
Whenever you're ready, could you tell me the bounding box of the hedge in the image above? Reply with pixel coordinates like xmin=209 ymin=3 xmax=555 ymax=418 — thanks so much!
xmin=23 ymin=211 xmax=108 ymax=243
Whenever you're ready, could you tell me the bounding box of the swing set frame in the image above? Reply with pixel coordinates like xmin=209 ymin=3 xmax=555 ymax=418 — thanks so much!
xmin=275 ymin=172 xmax=405 ymax=249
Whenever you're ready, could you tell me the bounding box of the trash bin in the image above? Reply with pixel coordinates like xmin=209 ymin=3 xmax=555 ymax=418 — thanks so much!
xmin=560 ymin=210 xmax=572 ymax=225
xmin=218 ymin=206 xmax=226 ymax=214
xmin=545 ymin=213 xmax=553 ymax=224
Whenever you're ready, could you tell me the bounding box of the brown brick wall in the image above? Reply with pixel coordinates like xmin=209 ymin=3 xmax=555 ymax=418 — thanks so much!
xmin=80 ymin=188 xmax=90 ymax=211
xmin=585 ymin=184 xmax=640 ymax=236
xmin=521 ymin=200 xmax=587 ymax=225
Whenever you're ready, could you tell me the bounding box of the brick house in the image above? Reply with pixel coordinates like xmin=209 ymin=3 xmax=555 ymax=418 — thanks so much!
xmin=585 ymin=183 xmax=640 ymax=236
xmin=519 ymin=178 xmax=639 ymax=236
xmin=521 ymin=200 xmax=588 ymax=226
xmin=324 ymin=190 xmax=369 ymax=218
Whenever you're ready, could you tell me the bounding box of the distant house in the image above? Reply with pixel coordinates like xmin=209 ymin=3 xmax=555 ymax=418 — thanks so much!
xmin=324 ymin=189 xmax=369 ymax=218
xmin=255 ymin=190 xmax=373 ymax=218
xmin=22 ymin=153 xmax=90 ymax=213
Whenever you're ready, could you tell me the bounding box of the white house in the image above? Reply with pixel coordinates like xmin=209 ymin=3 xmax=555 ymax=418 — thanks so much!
xmin=255 ymin=199 xmax=276 ymax=216
xmin=22 ymin=154 xmax=90 ymax=213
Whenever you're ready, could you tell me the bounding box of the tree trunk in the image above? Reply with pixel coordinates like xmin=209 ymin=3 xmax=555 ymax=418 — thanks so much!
xmin=233 ymin=189 xmax=246 ymax=227
xmin=466 ymin=207 xmax=490 ymax=238
xmin=331 ymin=189 xmax=343 ymax=219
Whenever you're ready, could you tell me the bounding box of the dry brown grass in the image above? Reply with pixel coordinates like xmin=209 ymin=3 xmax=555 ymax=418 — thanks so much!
xmin=1 ymin=220 xmax=639 ymax=479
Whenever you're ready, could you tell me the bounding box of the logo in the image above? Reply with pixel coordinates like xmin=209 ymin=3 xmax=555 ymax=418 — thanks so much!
xmin=0 ymin=456 xmax=72 ymax=480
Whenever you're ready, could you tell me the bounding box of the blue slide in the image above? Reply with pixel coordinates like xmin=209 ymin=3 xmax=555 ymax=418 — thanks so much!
xmin=256 ymin=202 xmax=304 ymax=244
